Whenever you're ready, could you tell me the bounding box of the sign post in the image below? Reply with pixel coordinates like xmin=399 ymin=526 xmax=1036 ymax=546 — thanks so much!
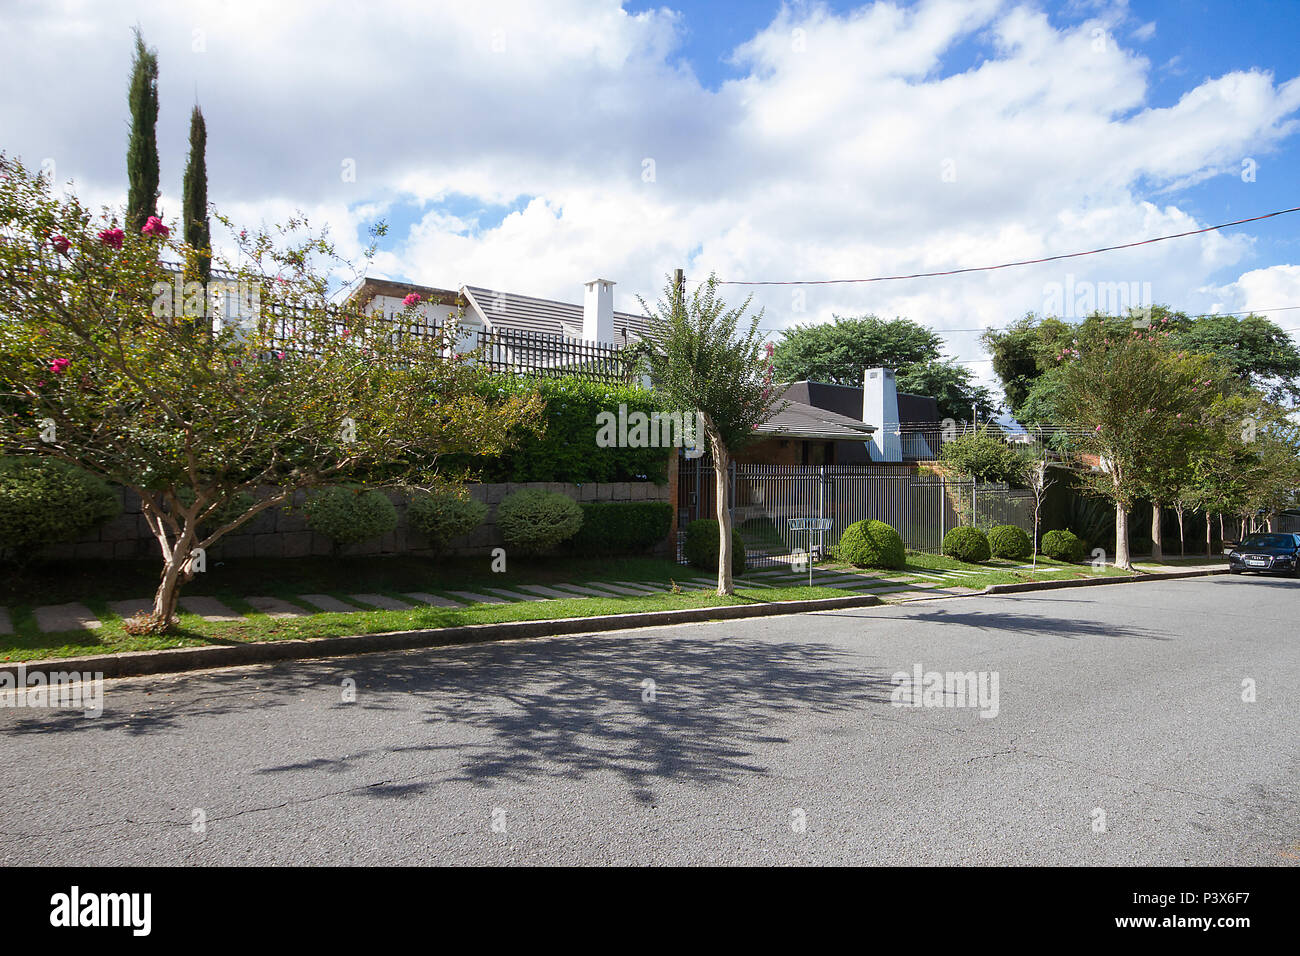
xmin=787 ymin=517 xmax=834 ymax=587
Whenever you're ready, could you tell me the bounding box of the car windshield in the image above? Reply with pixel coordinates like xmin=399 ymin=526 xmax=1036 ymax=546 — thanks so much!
xmin=1240 ymin=534 xmax=1295 ymax=549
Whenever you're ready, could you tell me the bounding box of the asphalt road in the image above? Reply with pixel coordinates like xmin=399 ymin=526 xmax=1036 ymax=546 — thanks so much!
xmin=1 ymin=575 xmax=1297 ymax=866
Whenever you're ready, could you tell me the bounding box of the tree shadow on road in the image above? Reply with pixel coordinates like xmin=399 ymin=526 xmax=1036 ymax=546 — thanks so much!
xmin=817 ymin=600 xmax=1172 ymax=641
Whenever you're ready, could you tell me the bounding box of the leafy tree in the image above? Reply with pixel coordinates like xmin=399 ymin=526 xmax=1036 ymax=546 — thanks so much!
xmin=182 ymin=105 xmax=210 ymax=287
xmin=0 ymin=155 xmax=543 ymax=627
xmin=939 ymin=424 xmax=1025 ymax=484
xmin=125 ymin=28 xmax=160 ymax=236
xmin=638 ymin=274 xmax=778 ymax=595
xmin=1057 ymin=324 xmax=1219 ymax=570
xmin=773 ymin=314 xmax=990 ymax=421
xmin=1169 ymin=313 xmax=1300 ymax=404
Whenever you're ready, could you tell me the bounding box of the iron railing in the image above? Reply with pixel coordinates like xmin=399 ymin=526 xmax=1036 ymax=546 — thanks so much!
xmin=476 ymin=328 xmax=635 ymax=383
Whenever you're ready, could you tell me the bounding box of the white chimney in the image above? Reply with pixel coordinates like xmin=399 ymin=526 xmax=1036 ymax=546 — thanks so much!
xmin=582 ymin=278 xmax=615 ymax=343
xmin=863 ymin=367 xmax=902 ymax=462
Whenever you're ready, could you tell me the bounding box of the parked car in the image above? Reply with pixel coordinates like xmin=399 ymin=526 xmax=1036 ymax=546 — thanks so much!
xmin=1226 ymin=533 xmax=1300 ymax=576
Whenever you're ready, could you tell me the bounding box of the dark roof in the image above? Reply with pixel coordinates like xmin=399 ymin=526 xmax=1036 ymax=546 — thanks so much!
xmin=462 ymin=285 xmax=651 ymax=345
xmin=757 ymin=398 xmax=876 ymax=441
xmin=780 ymin=381 xmax=939 ymax=426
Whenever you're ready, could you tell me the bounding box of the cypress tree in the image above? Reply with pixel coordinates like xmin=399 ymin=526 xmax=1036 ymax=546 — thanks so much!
xmin=182 ymin=105 xmax=210 ymax=286
xmin=125 ymin=28 xmax=159 ymax=235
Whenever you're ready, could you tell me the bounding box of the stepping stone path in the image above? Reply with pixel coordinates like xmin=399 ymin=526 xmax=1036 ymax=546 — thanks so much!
xmin=178 ymin=596 xmax=244 ymax=622
xmin=348 ymin=594 xmax=413 ymax=611
xmin=516 ymin=585 xmax=578 ymax=600
xmin=245 ymin=596 xmax=309 ymax=618
xmin=484 ymin=588 xmax=548 ymax=602
xmin=550 ymin=584 xmax=617 ymax=598
xmin=298 ymin=594 xmax=358 ymax=613
xmin=403 ymin=592 xmax=465 ymax=608
xmin=34 ymin=603 xmax=102 ymax=633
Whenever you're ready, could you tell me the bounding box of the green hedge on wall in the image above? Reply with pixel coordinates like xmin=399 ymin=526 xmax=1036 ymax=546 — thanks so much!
xmin=443 ymin=376 xmax=671 ymax=484
xmin=567 ymin=501 xmax=673 ymax=555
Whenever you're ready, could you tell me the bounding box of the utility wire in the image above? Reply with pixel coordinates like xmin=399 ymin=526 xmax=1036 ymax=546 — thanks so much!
xmin=710 ymin=205 xmax=1300 ymax=286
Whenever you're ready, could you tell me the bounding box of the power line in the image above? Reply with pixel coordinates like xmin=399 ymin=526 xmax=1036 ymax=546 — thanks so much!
xmin=712 ymin=205 xmax=1300 ymax=286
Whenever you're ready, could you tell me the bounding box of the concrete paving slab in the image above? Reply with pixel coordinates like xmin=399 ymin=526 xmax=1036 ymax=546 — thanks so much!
xmin=348 ymin=594 xmax=413 ymax=611
xmin=245 ymin=596 xmax=309 ymax=618
xmin=33 ymin=603 xmax=102 ymax=633
xmin=483 ymin=588 xmax=547 ymax=602
xmin=516 ymin=585 xmax=579 ymax=600
xmin=446 ymin=591 xmax=508 ymax=605
xmin=178 ymin=596 xmax=244 ymax=622
xmin=549 ymin=584 xmax=616 ymax=598
xmin=298 ymin=594 xmax=359 ymax=613
xmin=403 ymin=592 xmax=465 ymax=608
xmin=107 ymin=599 xmax=153 ymax=619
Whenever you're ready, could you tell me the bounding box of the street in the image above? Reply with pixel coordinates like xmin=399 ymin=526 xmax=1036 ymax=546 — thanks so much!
xmin=2 ymin=575 xmax=1297 ymax=866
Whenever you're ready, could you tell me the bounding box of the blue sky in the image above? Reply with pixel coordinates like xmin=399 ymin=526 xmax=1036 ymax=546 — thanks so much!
xmin=3 ymin=0 xmax=1298 ymax=393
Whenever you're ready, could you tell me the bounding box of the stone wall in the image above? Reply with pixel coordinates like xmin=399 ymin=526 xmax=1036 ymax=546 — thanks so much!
xmin=42 ymin=481 xmax=674 ymax=561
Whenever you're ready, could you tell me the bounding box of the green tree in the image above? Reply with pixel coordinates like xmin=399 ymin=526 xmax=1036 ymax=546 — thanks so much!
xmin=1169 ymin=313 xmax=1300 ymax=404
xmin=0 ymin=155 xmax=543 ymax=627
xmin=182 ymin=105 xmax=210 ymax=287
xmin=773 ymin=314 xmax=990 ymax=420
xmin=638 ymin=274 xmax=778 ymax=595
xmin=1057 ymin=325 xmax=1219 ymax=570
xmin=938 ymin=424 xmax=1026 ymax=484
xmin=125 ymin=28 xmax=160 ymax=236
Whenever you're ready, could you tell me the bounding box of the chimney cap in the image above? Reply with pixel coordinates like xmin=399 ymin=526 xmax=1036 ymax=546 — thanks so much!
xmin=584 ymin=278 xmax=617 ymax=288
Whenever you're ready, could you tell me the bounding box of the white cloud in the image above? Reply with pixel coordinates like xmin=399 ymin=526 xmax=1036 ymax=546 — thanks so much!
xmin=2 ymin=0 xmax=1298 ymax=398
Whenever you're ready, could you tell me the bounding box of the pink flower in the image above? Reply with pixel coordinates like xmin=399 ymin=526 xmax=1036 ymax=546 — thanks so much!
xmin=51 ymin=235 xmax=70 ymax=255
xmin=49 ymin=357 xmax=70 ymax=374
xmin=341 ymin=328 xmax=351 ymax=338
xmin=98 ymin=228 xmax=124 ymax=249
xmin=141 ymin=216 xmax=169 ymax=238
xmin=402 ymin=293 xmax=422 ymax=307
xmin=276 ymin=351 xmax=286 ymax=360
xmin=1094 ymin=425 xmax=1102 ymax=431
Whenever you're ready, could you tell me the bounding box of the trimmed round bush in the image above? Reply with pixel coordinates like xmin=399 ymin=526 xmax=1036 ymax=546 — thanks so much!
xmin=496 ymin=488 xmax=583 ymax=555
xmin=304 ymin=485 xmax=398 ymax=549
xmin=837 ymin=519 xmax=905 ymax=570
xmin=408 ymin=485 xmax=488 ymax=553
xmin=988 ymin=524 xmax=1032 ymax=560
xmin=0 ymin=457 xmax=120 ymax=562
xmin=568 ymin=501 xmax=673 ymax=556
xmin=683 ymin=518 xmax=746 ymax=575
xmin=1041 ymin=529 xmax=1086 ymax=563
xmin=942 ymin=526 xmax=991 ymax=563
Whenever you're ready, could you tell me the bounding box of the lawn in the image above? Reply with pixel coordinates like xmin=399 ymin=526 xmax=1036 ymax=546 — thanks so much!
xmin=0 ymin=554 xmax=847 ymax=662
xmin=821 ymin=550 xmax=1147 ymax=590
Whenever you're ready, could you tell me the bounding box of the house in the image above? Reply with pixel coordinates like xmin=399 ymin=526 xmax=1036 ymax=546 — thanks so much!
xmin=348 ymin=276 xmax=652 ymax=349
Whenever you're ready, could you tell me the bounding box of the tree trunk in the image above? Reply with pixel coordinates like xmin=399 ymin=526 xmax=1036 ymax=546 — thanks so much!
xmin=1115 ymin=504 xmax=1132 ymax=570
xmin=1174 ymin=505 xmax=1185 ymax=557
xmin=1150 ymin=503 xmax=1163 ymax=561
xmin=711 ymin=435 xmax=733 ymax=596
xmin=1032 ymin=499 xmax=1041 ymax=571
xmin=150 ymin=526 xmax=197 ymax=622
xmin=1205 ymin=511 xmax=1211 ymax=556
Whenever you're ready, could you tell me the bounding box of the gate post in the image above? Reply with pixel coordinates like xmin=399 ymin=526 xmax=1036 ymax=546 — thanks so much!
xmin=818 ymin=465 xmax=826 ymax=560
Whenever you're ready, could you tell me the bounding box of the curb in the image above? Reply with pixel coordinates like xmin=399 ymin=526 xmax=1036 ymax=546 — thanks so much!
xmin=0 ymin=592 xmax=881 ymax=681
xmin=981 ymin=565 xmax=1229 ymax=595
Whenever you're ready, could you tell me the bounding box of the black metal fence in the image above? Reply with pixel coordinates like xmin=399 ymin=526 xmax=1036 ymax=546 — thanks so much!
xmin=476 ymin=328 xmax=635 ymax=383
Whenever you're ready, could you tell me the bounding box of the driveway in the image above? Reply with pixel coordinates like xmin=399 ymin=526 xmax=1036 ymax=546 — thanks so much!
xmin=1 ymin=575 xmax=1296 ymax=865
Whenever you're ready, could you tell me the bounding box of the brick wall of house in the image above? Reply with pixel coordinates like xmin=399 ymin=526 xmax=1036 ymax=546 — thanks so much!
xmin=42 ymin=481 xmax=673 ymax=562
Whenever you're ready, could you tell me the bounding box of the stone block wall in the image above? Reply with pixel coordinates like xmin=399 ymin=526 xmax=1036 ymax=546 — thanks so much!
xmin=41 ymin=481 xmax=674 ymax=561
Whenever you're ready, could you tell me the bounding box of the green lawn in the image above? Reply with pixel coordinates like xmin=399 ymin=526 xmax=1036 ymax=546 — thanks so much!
xmin=821 ymin=550 xmax=1147 ymax=590
xmin=0 ymin=554 xmax=847 ymax=662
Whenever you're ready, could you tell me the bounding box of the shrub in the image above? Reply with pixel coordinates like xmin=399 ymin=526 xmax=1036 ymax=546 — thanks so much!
xmin=942 ymin=526 xmax=991 ymax=563
xmin=837 ymin=519 xmax=905 ymax=570
xmin=568 ymin=501 xmax=672 ymax=555
xmin=1041 ymin=529 xmax=1086 ymax=563
xmin=683 ymin=519 xmax=746 ymax=575
xmin=408 ymin=485 xmax=488 ymax=553
xmin=304 ymin=485 xmax=398 ymax=550
xmin=988 ymin=524 xmax=1032 ymax=560
xmin=496 ymin=488 xmax=583 ymax=554
xmin=0 ymin=457 xmax=119 ymax=562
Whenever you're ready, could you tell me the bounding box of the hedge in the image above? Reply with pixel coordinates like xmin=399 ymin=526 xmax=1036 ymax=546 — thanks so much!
xmin=442 ymin=376 xmax=671 ymax=484
xmin=0 ymin=457 xmax=120 ymax=562
xmin=407 ymin=485 xmax=488 ymax=553
xmin=1042 ymin=529 xmax=1086 ymax=563
xmin=837 ymin=519 xmax=906 ymax=570
xmin=496 ymin=488 xmax=583 ymax=554
xmin=683 ymin=519 xmax=746 ymax=575
xmin=942 ymin=526 xmax=991 ymax=563
xmin=988 ymin=524 xmax=1032 ymax=560
xmin=567 ymin=501 xmax=672 ymax=555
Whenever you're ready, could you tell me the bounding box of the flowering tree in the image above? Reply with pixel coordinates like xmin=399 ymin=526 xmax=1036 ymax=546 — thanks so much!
xmin=0 ymin=155 xmax=543 ymax=628
xmin=1057 ymin=325 xmax=1219 ymax=570
xmin=638 ymin=274 xmax=780 ymax=595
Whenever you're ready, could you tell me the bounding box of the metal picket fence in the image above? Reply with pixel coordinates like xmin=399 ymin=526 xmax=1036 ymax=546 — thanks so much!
xmin=679 ymin=458 xmax=1036 ymax=568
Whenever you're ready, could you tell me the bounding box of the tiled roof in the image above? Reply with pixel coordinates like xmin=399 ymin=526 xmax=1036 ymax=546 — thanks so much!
xmin=462 ymin=285 xmax=652 ymax=345
xmin=756 ymin=398 xmax=876 ymax=441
